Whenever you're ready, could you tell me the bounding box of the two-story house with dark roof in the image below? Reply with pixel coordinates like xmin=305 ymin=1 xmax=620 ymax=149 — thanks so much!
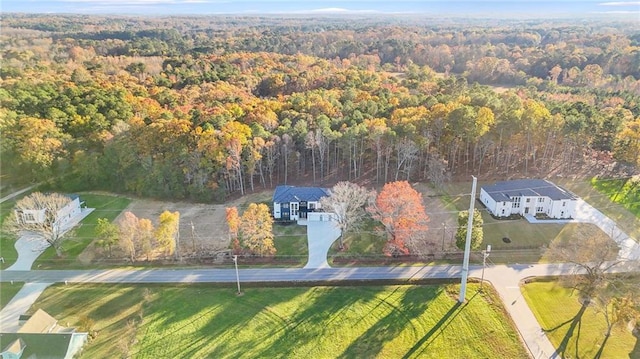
xmin=272 ymin=186 xmax=330 ymax=221
xmin=480 ymin=179 xmax=578 ymax=219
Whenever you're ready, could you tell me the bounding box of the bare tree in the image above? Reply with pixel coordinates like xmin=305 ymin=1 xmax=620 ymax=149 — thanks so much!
xmin=320 ymin=182 xmax=374 ymax=249
xmin=545 ymin=227 xmax=623 ymax=300
xmin=6 ymin=192 xmax=75 ymax=257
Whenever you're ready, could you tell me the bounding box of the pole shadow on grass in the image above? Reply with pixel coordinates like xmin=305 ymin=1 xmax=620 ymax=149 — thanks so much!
xmin=545 ymin=301 xmax=588 ymax=359
xmin=337 ymin=286 xmax=437 ymax=359
xmin=400 ymin=292 xmax=477 ymax=359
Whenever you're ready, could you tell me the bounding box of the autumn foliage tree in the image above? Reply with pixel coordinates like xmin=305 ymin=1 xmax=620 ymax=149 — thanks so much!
xmin=155 ymin=210 xmax=180 ymax=258
xmin=367 ymin=181 xmax=429 ymax=256
xmin=226 ymin=207 xmax=241 ymax=254
xmin=239 ymin=203 xmax=276 ymax=256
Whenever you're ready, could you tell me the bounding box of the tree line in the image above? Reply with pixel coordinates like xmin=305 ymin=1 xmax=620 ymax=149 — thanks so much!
xmin=1 ymin=15 xmax=638 ymax=202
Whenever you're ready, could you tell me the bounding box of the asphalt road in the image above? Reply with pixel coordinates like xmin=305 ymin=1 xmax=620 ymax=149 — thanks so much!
xmin=0 ymin=262 xmax=591 ymax=285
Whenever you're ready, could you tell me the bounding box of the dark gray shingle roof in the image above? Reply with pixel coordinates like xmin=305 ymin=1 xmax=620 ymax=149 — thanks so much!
xmin=481 ymin=179 xmax=577 ymax=202
xmin=273 ymin=186 xmax=330 ymax=203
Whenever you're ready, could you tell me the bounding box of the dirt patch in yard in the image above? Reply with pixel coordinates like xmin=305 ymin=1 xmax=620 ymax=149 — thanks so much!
xmin=118 ymin=199 xmax=230 ymax=256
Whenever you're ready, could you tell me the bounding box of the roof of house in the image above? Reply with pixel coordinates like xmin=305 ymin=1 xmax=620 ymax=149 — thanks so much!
xmin=273 ymin=186 xmax=330 ymax=203
xmin=2 ymin=338 xmax=25 ymax=355
xmin=18 ymin=309 xmax=61 ymax=334
xmin=481 ymin=179 xmax=577 ymax=202
xmin=0 ymin=333 xmax=78 ymax=359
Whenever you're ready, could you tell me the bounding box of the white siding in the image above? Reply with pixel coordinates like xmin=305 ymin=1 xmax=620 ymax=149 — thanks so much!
xmin=480 ymin=188 xmax=499 ymax=215
xmin=273 ymin=202 xmax=281 ymax=219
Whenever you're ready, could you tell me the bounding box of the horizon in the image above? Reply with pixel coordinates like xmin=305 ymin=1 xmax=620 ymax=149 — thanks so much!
xmin=3 ymin=0 xmax=640 ymax=19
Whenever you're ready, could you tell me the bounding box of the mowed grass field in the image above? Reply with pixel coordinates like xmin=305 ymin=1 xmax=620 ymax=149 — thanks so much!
xmin=522 ymin=280 xmax=639 ymax=359
xmin=30 ymin=283 xmax=528 ymax=359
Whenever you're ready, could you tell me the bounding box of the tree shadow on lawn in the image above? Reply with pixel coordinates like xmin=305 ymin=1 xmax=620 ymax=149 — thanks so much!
xmin=337 ymin=286 xmax=440 ymax=359
xmin=131 ymin=287 xmax=256 ymax=358
xmin=543 ymin=301 xmax=589 ymax=359
xmin=254 ymin=286 xmax=386 ymax=358
xmin=400 ymin=292 xmax=477 ymax=359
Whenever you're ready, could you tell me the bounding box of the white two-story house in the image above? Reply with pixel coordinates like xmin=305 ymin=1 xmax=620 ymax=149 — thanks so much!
xmin=15 ymin=194 xmax=83 ymax=230
xmin=480 ymin=179 xmax=578 ymax=219
xmin=272 ymin=186 xmax=330 ymax=221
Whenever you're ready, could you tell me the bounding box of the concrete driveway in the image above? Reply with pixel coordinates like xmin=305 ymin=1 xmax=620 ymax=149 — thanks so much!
xmin=573 ymin=199 xmax=640 ymax=261
xmin=303 ymin=220 xmax=341 ymax=269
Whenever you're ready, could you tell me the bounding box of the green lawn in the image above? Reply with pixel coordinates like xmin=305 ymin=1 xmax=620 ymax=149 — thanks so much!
xmin=272 ymin=222 xmax=308 ymax=266
xmin=0 ymin=282 xmax=24 ymax=309
xmin=34 ymin=193 xmax=131 ymax=269
xmin=29 ymin=283 xmax=528 ymax=359
xmin=522 ymin=280 xmax=639 ymax=359
xmin=1 ymin=197 xmax=23 ymax=269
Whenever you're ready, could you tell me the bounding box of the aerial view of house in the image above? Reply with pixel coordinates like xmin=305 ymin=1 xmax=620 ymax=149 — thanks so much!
xmin=480 ymin=179 xmax=578 ymax=219
xmin=14 ymin=194 xmax=83 ymax=229
xmin=272 ymin=186 xmax=330 ymax=221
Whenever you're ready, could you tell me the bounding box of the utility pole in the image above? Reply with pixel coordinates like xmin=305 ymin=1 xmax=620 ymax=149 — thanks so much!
xmin=459 ymin=176 xmax=477 ymax=303
xmin=233 ymin=255 xmax=241 ymax=295
xmin=441 ymin=222 xmax=447 ymax=251
xmin=175 ymin=213 xmax=180 ymax=261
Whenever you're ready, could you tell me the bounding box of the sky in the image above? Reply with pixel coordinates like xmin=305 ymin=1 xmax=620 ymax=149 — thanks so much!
xmin=2 ymin=0 xmax=640 ymax=18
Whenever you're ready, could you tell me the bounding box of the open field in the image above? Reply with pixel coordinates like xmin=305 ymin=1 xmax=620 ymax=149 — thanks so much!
xmin=29 ymin=283 xmax=528 ymax=359
xmin=522 ymin=280 xmax=639 ymax=359
xmin=0 ymin=282 xmax=23 ymax=310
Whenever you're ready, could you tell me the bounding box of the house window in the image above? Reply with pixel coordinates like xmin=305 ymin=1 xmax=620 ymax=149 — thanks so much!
xmin=538 ymin=198 xmax=544 ymax=203
xmin=291 ymin=203 xmax=299 ymax=217
xmin=281 ymin=203 xmax=289 ymax=209
xmin=308 ymin=203 xmax=316 ymax=210
xmin=23 ymin=212 xmax=35 ymax=222
xmin=562 ymin=202 xmax=566 ymax=207
xmin=536 ymin=207 xmax=544 ymax=212
xmin=501 ymin=209 xmax=505 ymax=215
xmin=526 ymin=198 xmax=531 ymax=203
xmin=511 ymin=197 xmax=521 ymax=209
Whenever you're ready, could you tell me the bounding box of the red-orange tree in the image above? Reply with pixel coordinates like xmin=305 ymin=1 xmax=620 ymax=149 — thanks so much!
xmin=367 ymin=181 xmax=429 ymax=256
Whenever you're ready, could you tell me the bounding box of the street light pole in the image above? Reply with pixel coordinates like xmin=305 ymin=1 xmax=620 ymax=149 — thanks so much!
xmin=233 ymin=255 xmax=241 ymax=295
xmin=480 ymin=244 xmax=491 ymax=291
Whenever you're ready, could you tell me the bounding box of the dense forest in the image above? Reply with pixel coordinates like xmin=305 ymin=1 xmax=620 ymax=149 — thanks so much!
xmin=1 ymin=14 xmax=639 ymax=201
